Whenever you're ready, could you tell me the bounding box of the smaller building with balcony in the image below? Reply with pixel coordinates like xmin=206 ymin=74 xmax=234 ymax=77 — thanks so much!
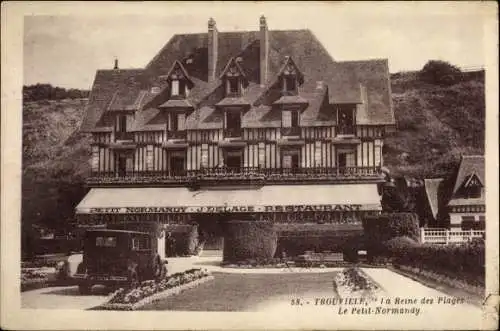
xmin=423 ymin=155 xmax=485 ymax=231
xmin=77 ymin=16 xmax=395 ymax=249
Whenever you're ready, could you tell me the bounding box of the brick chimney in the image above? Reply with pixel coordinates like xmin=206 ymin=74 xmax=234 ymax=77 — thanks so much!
xmin=259 ymin=15 xmax=269 ymax=86
xmin=114 ymin=58 xmax=119 ymax=70
xmin=208 ymin=17 xmax=218 ymax=82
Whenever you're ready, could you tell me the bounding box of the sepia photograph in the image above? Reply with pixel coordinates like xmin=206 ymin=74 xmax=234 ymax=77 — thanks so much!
xmin=1 ymin=1 xmax=498 ymax=330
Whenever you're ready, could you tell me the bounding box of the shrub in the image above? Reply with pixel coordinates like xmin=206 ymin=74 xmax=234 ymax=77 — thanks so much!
xmin=363 ymin=213 xmax=420 ymax=242
xmin=275 ymin=223 xmax=364 ymax=258
xmin=223 ymin=221 xmax=277 ymax=263
xmin=168 ymin=224 xmax=198 ymax=256
xmin=363 ymin=213 xmax=419 ymax=258
xmin=419 ymin=60 xmax=462 ymax=86
xmin=383 ymin=238 xmax=485 ymax=287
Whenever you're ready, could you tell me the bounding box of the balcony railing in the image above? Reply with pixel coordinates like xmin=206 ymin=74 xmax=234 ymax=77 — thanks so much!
xmin=336 ymin=125 xmax=356 ymax=136
xmin=115 ymin=131 xmax=134 ymax=141
xmin=167 ymin=130 xmax=187 ymax=140
xmin=281 ymin=126 xmax=301 ymax=137
xmin=224 ymin=128 xmax=243 ymax=138
xmin=87 ymin=166 xmax=383 ymax=185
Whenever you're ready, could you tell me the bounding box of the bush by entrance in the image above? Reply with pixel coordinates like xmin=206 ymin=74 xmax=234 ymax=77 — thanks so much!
xmin=223 ymin=221 xmax=277 ymax=263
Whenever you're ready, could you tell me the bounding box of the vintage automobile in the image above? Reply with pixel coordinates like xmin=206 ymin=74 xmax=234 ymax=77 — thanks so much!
xmin=73 ymin=229 xmax=167 ymax=294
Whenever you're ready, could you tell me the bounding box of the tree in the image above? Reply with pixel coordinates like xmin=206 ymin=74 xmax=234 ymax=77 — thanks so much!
xmin=419 ymin=60 xmax=462 ymax=86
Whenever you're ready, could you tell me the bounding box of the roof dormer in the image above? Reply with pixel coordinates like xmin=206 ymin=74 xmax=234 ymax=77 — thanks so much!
xmin=220 ymin=57 xmax=249 ymax=97
xmin=278 ymin=56 xmax=304 ymax=96
xmin=162 ymin=60 xmax=193 ymax=99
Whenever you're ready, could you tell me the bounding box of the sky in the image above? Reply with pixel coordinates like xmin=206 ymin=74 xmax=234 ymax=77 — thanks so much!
xmin=22 ymin=2 xmax=493 ymax=90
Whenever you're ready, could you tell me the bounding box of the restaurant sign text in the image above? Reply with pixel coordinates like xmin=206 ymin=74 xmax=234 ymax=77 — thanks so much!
xmin=84 ymin=204 xmax=371 ymax=214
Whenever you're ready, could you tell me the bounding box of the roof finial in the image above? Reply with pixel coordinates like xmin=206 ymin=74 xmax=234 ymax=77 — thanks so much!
xmin=208 ymin=17 xmax=216 ymax=30
xmin=114 ymin=58 xmax=119 ymax=70
xmin=260 ymin=15 xmax=266 ymax=24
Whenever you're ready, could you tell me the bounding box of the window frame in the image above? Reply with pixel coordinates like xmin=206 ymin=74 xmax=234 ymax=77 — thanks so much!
xmin=225 ymin=111 xmax=242 ymax=130
xmin=283 ymin=75 xmax=297 ymax=94
xmin=171 ymin=79 xmax=180 ymax=96
xmin=226 ymin=76 xmax=241 ymax=96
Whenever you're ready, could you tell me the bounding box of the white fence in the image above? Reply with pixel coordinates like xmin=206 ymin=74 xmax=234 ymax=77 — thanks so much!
xmin=420 ymin=228 xmax=485 ymax=245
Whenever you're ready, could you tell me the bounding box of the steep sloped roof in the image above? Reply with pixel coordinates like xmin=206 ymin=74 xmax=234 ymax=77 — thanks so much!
xmin=80 ymin=69 xmax=144 ymax=132
xmin=424 ymin=178 xmax=444 ymax=220
xmin=328 ymin=59 xmax=394 ymax=125
xmin=82 ymin=27 xmax=394 ymax=132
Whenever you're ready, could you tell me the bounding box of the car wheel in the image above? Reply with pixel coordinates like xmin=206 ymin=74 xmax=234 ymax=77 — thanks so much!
xmin=79 ymin=283 xmax=92 ymax=295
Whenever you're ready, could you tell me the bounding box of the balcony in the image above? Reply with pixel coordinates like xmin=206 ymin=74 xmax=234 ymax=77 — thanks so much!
xmin=167 ymin=130 xmax=187 ymax=141
xmin=280 ymin=126 xmax=301 ymax=137
xmin=86 ymin=166 xmax=383 ymax=186
xmin=115 ymin=131 xmax=134 ymax=141
xmin=224 ymin=128 xmax=243 ymax=138
xmin=336 ymin=125 xmax=356 ymax=136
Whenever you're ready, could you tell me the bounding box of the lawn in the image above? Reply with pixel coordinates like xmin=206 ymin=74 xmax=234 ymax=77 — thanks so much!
xmin=139 ymin=271 xmax=340 ymax=311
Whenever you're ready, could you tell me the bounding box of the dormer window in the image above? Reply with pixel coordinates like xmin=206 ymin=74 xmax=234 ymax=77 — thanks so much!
xmin=169 ymin=113 xmax=186 ymax=131
xmin=228 ymin=77 xmax=240 ymax=95
xmin=283 ymin=75 xmax=297 ymax=94
xmin=220 ymin=57 xmax=248 ymax=97
xmin=170 ymin=79 xmax=189 ymax=97
xmin=171 ymin=80 xmax=180 ymax=96
xmin=115 ymin=114 xmax=132 ymax=141
xmin=336 ymin=105 xmax=356 ymax=136
xmin=282 ymin=110 xmax=299 ymax=128
xmin=281 ymin=110 xmax=300 ymax=136
xmin=278 ymin=57 xmax=303 ymax=96
xmin=224 ymin=111 xmax=242 ymax=138
xmin=164 ymin=60 xmax=192 ymax=99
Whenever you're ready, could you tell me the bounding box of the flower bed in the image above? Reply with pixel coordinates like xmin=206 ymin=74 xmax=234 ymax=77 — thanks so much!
xmin=393 ymin=265 xmax=484 ymax=297
xmin=99 ymin=269 xmax=213 ymax=310
xmin=21 ymin=268 xmax=55 ymax=291
xmin=334 ymin=267 xmax=382 ymax=299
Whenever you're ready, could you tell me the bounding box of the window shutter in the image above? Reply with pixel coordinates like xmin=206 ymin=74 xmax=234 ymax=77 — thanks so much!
xmin=282 ymin=111 xmax=292 ymax=127
xmin=177 ymin=113 xmax=186 ymax=131
xmin=171 ymin=80 xmax=179 ymax=96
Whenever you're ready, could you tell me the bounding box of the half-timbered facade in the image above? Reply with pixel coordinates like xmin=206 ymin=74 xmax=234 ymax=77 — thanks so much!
xmin=76 ymin=17 xmax=395 ymax=242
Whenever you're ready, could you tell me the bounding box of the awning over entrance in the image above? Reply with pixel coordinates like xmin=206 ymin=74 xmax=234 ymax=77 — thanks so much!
xmin=76 ymin=184 xmax=381 ymax=214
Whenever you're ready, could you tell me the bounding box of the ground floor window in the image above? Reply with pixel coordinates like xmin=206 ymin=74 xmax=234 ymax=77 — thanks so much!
xmin=461 ymin=215 xmax=485 ymax=230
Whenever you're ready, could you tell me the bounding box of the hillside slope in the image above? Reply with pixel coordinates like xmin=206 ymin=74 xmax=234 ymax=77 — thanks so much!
xmin=21 ymin=71 xmax=485 ymax=231
xmin=22 ymin=99 xmax=91 ymax=233
xmin=385 ymin=72 xmax=484 ymax=177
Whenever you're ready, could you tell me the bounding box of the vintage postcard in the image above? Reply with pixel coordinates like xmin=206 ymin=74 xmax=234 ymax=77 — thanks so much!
xmin=1 ymin=1 xmax=498 ymax=330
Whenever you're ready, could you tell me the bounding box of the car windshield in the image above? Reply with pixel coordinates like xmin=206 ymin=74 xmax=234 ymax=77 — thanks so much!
xmin=95 ymin=236 xmax=117 ymax=247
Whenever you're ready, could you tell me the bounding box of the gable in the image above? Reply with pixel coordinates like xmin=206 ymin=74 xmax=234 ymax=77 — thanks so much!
xmin=163 ymin=60 xmax=193 ymax=84
xmin=452 ymin=155 xmax=485 ymax=195
xmin=277 ymin=56 xmax=304 ymax=84
xmin=463 ymin=172 xmax=483 ymax=188
xmin=219 ymin=57 xmax=247 ymax=79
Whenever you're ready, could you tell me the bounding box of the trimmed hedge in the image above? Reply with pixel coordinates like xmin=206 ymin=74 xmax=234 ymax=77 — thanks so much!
xmin=169 ymin=224 xmax=199 ymax=256
xmin=377 ymin=236 xmax=485 ymax=287
xmin=363 ymin=213 xmax=420 ymax=243
xmin=276 ymin=230 xmax=363 ymax=258
xmin=223 ymin=221 xmax=277 ymax=263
